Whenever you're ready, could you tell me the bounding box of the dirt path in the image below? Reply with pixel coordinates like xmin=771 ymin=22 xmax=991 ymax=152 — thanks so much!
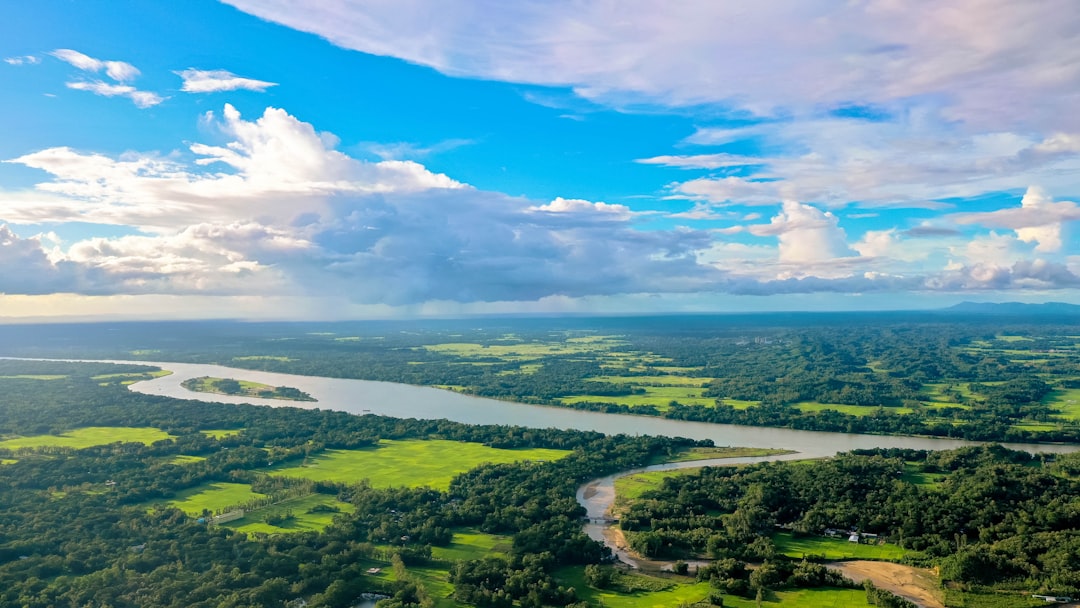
xmin=827 ymin=561 xmax=943 ymax=608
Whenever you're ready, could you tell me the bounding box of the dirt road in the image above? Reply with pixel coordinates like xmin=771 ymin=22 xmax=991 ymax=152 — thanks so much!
xmin=827 ymin=560 xmax=943 ymax=608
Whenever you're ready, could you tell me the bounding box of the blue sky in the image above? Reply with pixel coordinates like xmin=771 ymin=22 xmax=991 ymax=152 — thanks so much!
xmin=2 ymin=0 xmax=1080 ymax=320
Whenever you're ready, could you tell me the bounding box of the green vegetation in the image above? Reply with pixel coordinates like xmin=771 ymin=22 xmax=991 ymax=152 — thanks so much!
xmin=181 ymin=376 xmax=315 ymax=401
xmin=266 ymin=439 xmax=570 ymax=490
xmin=1043 ymin=387 xmax=1080 ymax=420
xmin=430 ymin=529 xmax=512 ymax=562
xmin=0 ymin=374 xmax=66 ymax=380
xmin=156 ymin=482 xmax=266 ymax=516
xmin=661 ymin=446 xmax=794 ymax=463
xmin=615 ymin=469 xmax=700 ymax=507
xmin=0 ymin=426 xmax=174 ymax=449
xmin=169 ymin=454 xmax=206 ymax=465
xmin=199 ymin=428 xmax=243 ymax=439
xmin=561 ymin=385 xmax=715 ymax=409
xmin=556 ymin=566 xmax=714 ymax=607
xmin=772 ymin=532 xmax=908 ymax=561
xmin=224 ymin=493 xmax=355 ymax=536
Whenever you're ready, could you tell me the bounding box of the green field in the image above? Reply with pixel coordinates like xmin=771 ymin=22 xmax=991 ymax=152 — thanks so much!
xmin=794 ymin=402 xmax=915 ymax=416
xmin=901 ymin=462 xmax=946 ymax=487
xmin=169 ymin=455 xmax=207 ymax=465
xmin=0 ymin=459 xmax=16 ymax=465
xmin=182 ymin=376 xmax=315 ymax=401
xmin=772 ymin=532 xmax=908 ymax=561
xmin=200 ymin=429 xmax=244 ymax=439
xmin=728 ymin=587 xmax=874 ymax=607
xmin=561 ymin=385 xmax=715 ymax=409
xmin=430 ymin=529 xmax=512 ymax=562
xmin=0 ymin=374 xmax=66 ymax=380
xmin=615 ymin=469 xmax=699 ymax=507
xmin=0 ymin=426 xmax=175 ymax=450
xmin=91 ymin=370 xmax=172 ymax=384
xmin=1043 ymin=387 xmax=1080 ymax=420
xmin=556 ymin=567 xmax=713 ymax=608
xmin=660 ymin=446 xmax=794 ymax=463
xmin=266 ymin=439 xmax=571 ymax=490
xmin=221 ymin=493 xmax=355 ymax=535
xmin=156 ymin=482 xmax=265 ymax=516
xmin=588 ymin=375 xmax=713 ymax=387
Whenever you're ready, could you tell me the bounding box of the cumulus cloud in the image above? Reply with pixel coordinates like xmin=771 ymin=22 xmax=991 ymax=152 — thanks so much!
xmin=951 ymin=187 xmax=1080 ymax=252
xmin=177 ymin=68 xmax=278 ymax=93
xmin=749 ymin=201 xmax=853 ymax=264
xmin=6 ymin=104 xmax=463 ymax=231
xmin=528 ymin=197 xmax=632 ymax=220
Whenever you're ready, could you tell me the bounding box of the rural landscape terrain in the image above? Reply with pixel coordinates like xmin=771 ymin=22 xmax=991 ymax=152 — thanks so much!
xmin=1 ymin=310 xmax=1079 ymax=607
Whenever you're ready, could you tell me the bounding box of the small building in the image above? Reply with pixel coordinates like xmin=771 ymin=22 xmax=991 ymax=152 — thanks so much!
xmin=848 ymin=533 xmax=860 ymax=543
xmin=1032 ymin=596 xmax=1073 ymax=604
xmin=366 ymin=568 xmax=382 ymax=575
xmin=212 ymin=510 xmax=245 ymax=524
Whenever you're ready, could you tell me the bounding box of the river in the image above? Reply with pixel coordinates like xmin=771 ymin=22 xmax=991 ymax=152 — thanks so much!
xmin=104 ymin=360 xmax=1076 ymax=457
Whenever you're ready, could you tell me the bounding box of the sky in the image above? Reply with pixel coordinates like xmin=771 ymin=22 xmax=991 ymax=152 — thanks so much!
xmin=2 ymin=0 xmax=1080 ymax=321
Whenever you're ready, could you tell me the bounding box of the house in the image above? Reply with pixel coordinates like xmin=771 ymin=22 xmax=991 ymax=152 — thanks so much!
xmin=366 ymin=568 xmax=382 ymax=575
xmin=848 ymin=533 xmax=860 ymax=543
xmin=1031 ymin=596 xmax=1073 ymax=604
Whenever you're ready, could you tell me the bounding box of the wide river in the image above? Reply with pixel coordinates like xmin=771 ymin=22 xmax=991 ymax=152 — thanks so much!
xmin=107 ymin=359 xmax=1077 ymax=458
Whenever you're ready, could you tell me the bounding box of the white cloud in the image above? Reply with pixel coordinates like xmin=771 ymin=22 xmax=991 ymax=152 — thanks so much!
xmin=51 ymin=49 xmax=140 ymax=81
xmin=748 ymin=200 xmax=855 ymax=270
xmin=221 ymin=0 xmax=1080 ymax=131
xmin=528 ymin=197 xmax=632 ymax=220
xmin=50 ymin=48 xmax=162 ymax=107
xmin=66 ymin=81 xmax=164 ymax=108
xmin=665 ymin=118 xmax=1080 ymax=210
xmin=951 ymin=187 xmax=1080 ymax=252
xmin=177 ymin=68 xmax=278 ymax=93
xmin=6 ymin=105 xmax=463 ymax=232
xmin=4 ymin=55 xmax=40 ymax=66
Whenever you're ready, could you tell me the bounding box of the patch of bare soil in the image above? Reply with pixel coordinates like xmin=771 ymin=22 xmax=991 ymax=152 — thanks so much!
xmin=827 ymin=560 xmax=943 ymax=608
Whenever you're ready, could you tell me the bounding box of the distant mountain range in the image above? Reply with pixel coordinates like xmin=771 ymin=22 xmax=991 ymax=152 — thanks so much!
xmin=943 ymin=301 xmax=1080 ymax=315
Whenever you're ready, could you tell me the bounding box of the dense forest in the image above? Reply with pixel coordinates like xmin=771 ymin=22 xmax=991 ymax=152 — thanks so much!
xmin=2 ymin=357 xmax=1078 ymax=606
xmin=619 ymin=445 xmax=1080 ymax=600
xmin=0 ymin=360 xmax=702 ymax=607
xmin=1 ymin=312 xmax=1079 ymax=443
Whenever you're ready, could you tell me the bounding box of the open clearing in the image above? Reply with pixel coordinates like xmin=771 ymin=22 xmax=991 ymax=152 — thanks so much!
xmin=827 ymin=560 xmax=942 ymax=608
xmin=200 ymin=429 xmax=244 ymax=439
xmin=222 ymin=493 xmax=355 ymax=535
xmin=773 ymin=532 xmax=908 ymax=561
xmin=266 ymin=439 xmax=571 ymax=490
xmin=431 ymin=529 xmax=512 ymax=562
xmin=0 ymin=426 xmax=174 ymax=450
xmin=901 ymin=463 xmax=946 ymax=487
xmin=155 ymin=482 xmax=265 ymax=516
xmin=1043 ymin=387 xmax=1080 ymax=420
xmin=556 ymin=567 xmax=713 ymax=608
xmin=0 ymin=374 xmax=66 ymax=380
xmin=561 ymin=386 xmax=715 ymax=409
xmin=794 ymin=402 xmax=916 ymax=416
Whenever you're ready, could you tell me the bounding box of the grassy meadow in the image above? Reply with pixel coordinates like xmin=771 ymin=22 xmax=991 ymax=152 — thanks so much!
xmin=430 ymin=529 xmax=512 ymax=562
xmin=266 ymin=439 xmax=570 ymax=490
xmin=0 ymin=426 xmax=174 ymax=450
xmin=221 ymin=493 xmax=355 ymax=535
xmin=155 ymin=482 xmax=265 ymax=516
xmin=772 ymin=532 xmax=908 ymax=561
